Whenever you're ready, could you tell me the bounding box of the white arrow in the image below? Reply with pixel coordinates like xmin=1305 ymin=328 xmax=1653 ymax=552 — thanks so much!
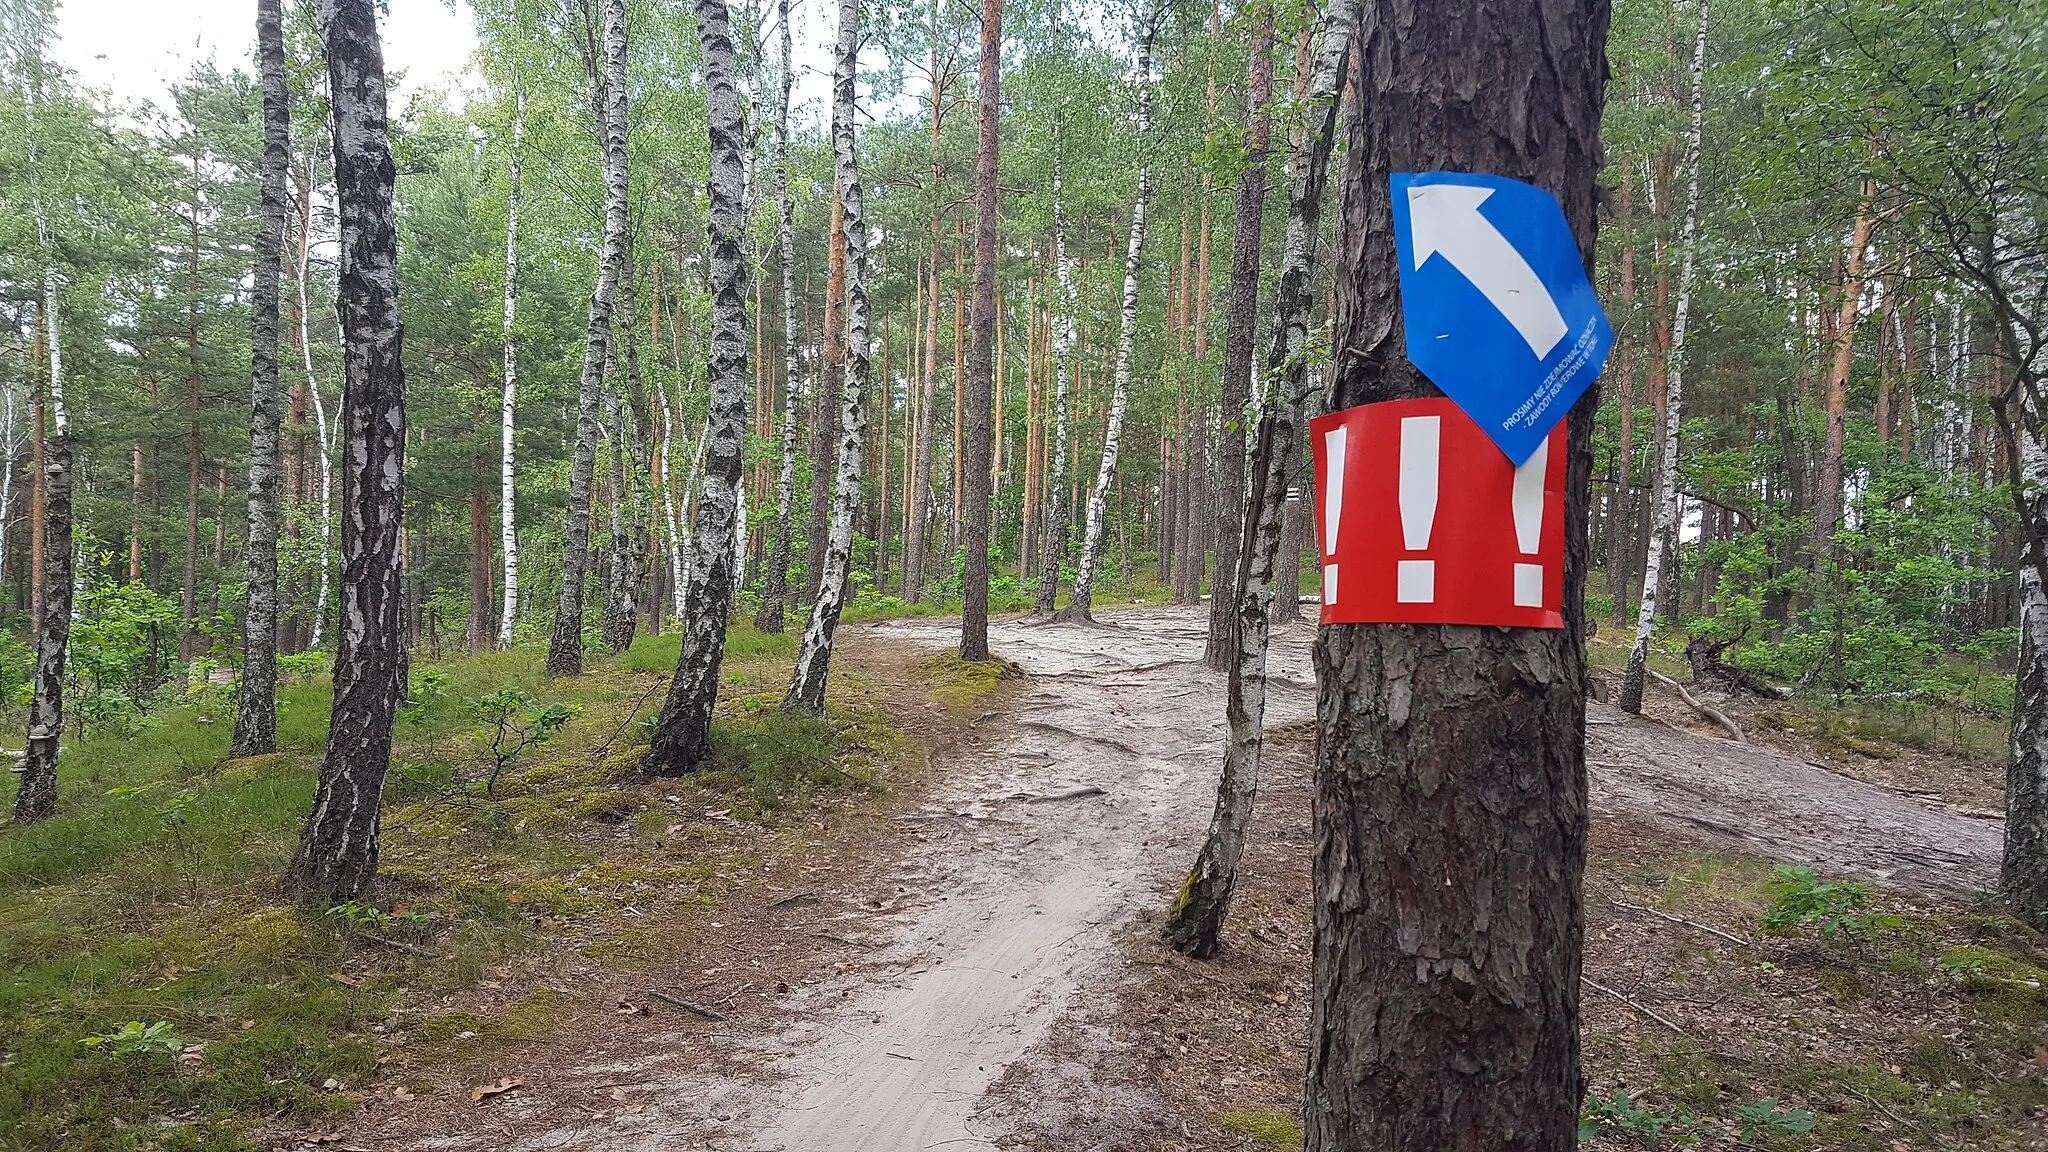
xmin=1407 ymin=182 xmax=1569 ymax=360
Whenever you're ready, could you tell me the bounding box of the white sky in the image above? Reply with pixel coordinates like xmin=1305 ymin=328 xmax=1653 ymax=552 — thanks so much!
xmin=50 ymin=0 xmax=846 ymax=127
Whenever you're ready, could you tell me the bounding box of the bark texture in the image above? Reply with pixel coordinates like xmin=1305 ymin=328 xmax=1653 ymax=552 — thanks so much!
xmin=498 ymin=92 xmax=524 ymax=649
xmin=755 ymin=0 xmax=800 ymax=634
xmin=287 ymin=0 xmax=408 ymax=900
xmin=1055 ymin=7 xmax=1158 ymax=623
xmin=1162 ymin=0 xmax=1352 ymax=958
xmin=233 ymin=0 xmax=290 ymax=758
xmin=1304 ymin=1 xmax=1607 ymax=1147
xmin=1034 ymin=125 xmax=1075 ymax=615
xmin=785 ymin=0 xmax=869 ymax=713
xmin=2005 ymin=392 xmax=2048 ymax=927
xmin=1202 ymin=2 xmax=1273 ymax=672
xmin=961 ymin=0 xmax=1002 ymax=660
xmin=547 ymin=0 xmax=631 ymax=676
xmin=1620 ymin=0 xmax=1706 ymax=716
xmin=647 ymin=0 xmax=749 ymax=775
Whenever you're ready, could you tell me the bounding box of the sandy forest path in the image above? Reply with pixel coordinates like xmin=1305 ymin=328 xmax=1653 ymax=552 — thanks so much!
xmin=407 ymin=606 xmax=1999 ymax=1152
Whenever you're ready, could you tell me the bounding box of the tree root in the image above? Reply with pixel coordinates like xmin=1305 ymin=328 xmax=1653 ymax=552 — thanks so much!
xmin=1648 ymin=669 xmax=1744 ymax=741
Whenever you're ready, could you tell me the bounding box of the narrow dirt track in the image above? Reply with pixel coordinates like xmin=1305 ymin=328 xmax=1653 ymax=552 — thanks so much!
xmin=404 ymin=606 xmax=2000 ymax=1152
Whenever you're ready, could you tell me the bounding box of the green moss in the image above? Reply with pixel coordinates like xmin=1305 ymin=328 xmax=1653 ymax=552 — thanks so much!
xmin=1217 ymin=1109 xmax=1304 ymax=1150
xmin=918 ymin=652 xmax=1011 ymax=711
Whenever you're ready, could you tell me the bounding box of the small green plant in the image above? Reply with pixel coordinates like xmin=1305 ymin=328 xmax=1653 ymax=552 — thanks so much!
xmin=1761 ymin=865 xmax=1898 ymax=940
xmin=1937 ymin=949 xmax=1991 ymax=977
xmin=1580 ymin=1091 xmax=1699 ymax=1148
xmin=466 ymin=686 xmax=575 ymax=794
xmin=78 ymin=1020 xmax=182 ymax=1058
xmin=1732 ymin=1098 xmax=1814 ymax=1144
xmin=327 ymin=900 xmax=429 ymax=933
xmin=400 ymin=667 xmax=453 ymax=723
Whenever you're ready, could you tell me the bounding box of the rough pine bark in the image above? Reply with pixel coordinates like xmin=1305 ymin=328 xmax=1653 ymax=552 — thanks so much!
xmin=1203 ymin=0 xmax=1273 ymax=672
xmin=1809 ymin=180 xmax=1877 ymax=570
xmin=755 ymin=0 xmax=800 ymax=634
xmin=1304 ymin=0 xmax=1608 ymax=1147
xmin=232 ymin=0 xmax=290 ymax=758
xmin=286 ymin=0 xmax=408 ymax=900
xmin=1605 ymin=174 xmax=1636 ymax=630
xmin=785 ymin=0 xmax=870 ymax=713
xmin=807 ymin=196 xmax=847 ymax=602
xmin=1055 ymin=6 xmax=1159 ymax=623
xmin=1620 ymin=0 xmax=1706 ymax=716
xmin=1162 ymin=0 xmax=1351 ymax=957
xmin=547 ymin=0 xmax=631 ymax=676
xmin=498 ymin=92 xmax=524 ymax=649
xmin=647 ymin=0 xmax=750 ymax=776
xmin=1034 ymin=125 xmax=1075 ymax=615
xmin=961 ymin=0 xmax=1002 ymax=660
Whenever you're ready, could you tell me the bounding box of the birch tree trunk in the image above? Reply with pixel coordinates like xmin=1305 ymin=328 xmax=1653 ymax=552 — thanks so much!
xmin=1620 ymin=0 xmax=1706 ymax=716
xmin=1202 ymin=0 xmax=1274 ymax=672
xmin=1305 ymin=0 xmax=1607 ymax=1144
xmin=2004 ymin=400 xmax=2048 ymax=926
xmin=755 ymin=0 xmax=800 ymax=633
xmin=1161 ymin=0 xmax=1353 ymax=957
xmin=546 ymin=0 xmax=631 ymax=676
xmin=1054 ymin=8 xmax=1158 ymax=623
xmin=13 ymin=44 xmax=69 ymax=824
xmin=295 ymin=155 xmax=337 ymax=650
xmin=647 ymin=0 xmax=750 ymax=775
xmin=604 ymin=240 xmax=654 ymax=652
xmin=1033 ymin=119 xmax=1074 ymax=615
xmin=233 ymin=0 xmax=290 ymax=759
xmin=960 ymin=0 xmax=1002 ymax=660
xmin=786 ymin=0 xmax=870 ymax=713
xmin=498 ymin=92 xmax=524 ymax=649
xmin=286 ymin=0 xmax=408 ymax=899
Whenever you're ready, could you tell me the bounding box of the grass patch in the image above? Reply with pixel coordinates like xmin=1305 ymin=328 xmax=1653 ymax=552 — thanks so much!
xmin=1216 ymin=1108 xmax=1304 ymax=1149
xmin=919 ymin=652 xmax=1011 ymax=712
xmin=0 ymin=632 xmax=911 ymax=1151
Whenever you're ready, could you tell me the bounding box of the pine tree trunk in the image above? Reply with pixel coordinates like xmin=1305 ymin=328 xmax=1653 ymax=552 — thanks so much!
xmin=1620 ymin=0 xmax=1706 ymax=716
xmin=468 ymin=471 xmax=494 ymax=652
xmin=756 ymin=0 xmax=800 ymax=633
xmin=1272 ymin=486 xmax=1304 ymax=624
xmin=498 ymin=92 xmax=524 ymax=649
xmin=184 ymin=165 xmax=203 ymax=657
xmin=1305 ymin=0 xmax=1607 ymax=1145
xmin=786 ymin=0 xmax=870 ymax=713
xmin=1810 ymin=181 xmax=1878 ymax=569
xmin=286 ymin=0 xmax=408 ymax=899
xmin=232 ymin=0 xmax=290 ymax=758
xmin=1162 ymin=0 xmax=1352 ymax=956
xmin=1034 ymin=121 xmax=1075 ymax=615
xmin=1055 ymin=8 xmax=1159 ymax=623
xmin=647 ymin=0 xmax=750 ymax=775
xmin=807 ymin=196 xmax=848 ymax=601
xmin=1203 ymin=0 xmax=1274 ymax=672
xmin=1605 ymin=174 xmax=1636 ymax=629
xmin=547 ymin=0 xmax=631 ymax=675
xmin=961 ymin=0 xmax=1003 ymax=661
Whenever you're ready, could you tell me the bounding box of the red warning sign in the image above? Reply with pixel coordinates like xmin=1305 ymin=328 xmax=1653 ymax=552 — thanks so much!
xmin=1311 ymin=397 xmax=1566 ymax=629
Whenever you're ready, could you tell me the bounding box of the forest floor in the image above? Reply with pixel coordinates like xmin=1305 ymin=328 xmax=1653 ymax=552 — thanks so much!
xmin=12 ymin=600 xmax=2039 ymax=1152
xmin=356 ymin=604 xmax=2034 ymax=1152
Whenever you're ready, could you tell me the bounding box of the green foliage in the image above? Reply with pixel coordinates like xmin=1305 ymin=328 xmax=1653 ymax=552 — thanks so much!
xmin=1731 ymin=1098 xmax=1814 ymax=1144
xmin=1761 ymin=865 xmax=1898 ymax=940
xmin=77 ymin=1020 xmax=182 ymax=1058
xmin=1579 ymin=1091 xmax=1699 ymax=1147
xmin=465 ymin=686 xmax=576 ymax=794
xmin=67 ymin=581 xmax=182 ymax=736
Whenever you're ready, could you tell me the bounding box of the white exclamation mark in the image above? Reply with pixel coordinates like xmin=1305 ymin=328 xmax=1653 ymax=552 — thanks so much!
xmin=1322 ymin=425 xmax=1346 ymax=605
xmin=1396 ymin=416 xmax=1440 ymax=603
xmin=1511 ymin=437 xmax=1549 ymax=608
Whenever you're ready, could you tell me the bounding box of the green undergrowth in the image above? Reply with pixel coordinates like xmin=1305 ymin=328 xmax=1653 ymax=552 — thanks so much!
xmin=919 ymin=651 xmax=1012 ymax=712
xmin=0 ymin=625 xmax=909 ymax=1151
xmin=1586 ymin=849 xmax=2048 ymax=1150
xmin=1217 ymin=1108 xmax=1304 ymax=1150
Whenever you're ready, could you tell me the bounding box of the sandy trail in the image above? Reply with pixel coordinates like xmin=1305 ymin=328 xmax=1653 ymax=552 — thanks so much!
xmin=402 ymin=606 xmax=2000 ymax=1152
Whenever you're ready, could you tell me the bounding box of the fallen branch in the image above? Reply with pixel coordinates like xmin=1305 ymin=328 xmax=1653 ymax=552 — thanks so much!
xmin=1584 ymin=976 xmax=1691 ymax=1038
xmin=1648 ymin=669 xmax=1744 ymax=741
xmin=1601 ymin=896 xmax=1752 ymax=948
xmin=1022 ymin=785 xmax=1107 ymax=803
xmin=644 ymin=989 xmax=726 ymax=1021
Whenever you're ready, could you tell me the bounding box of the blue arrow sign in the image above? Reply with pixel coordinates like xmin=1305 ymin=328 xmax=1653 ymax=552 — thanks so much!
xmin=1390 ymin=172 xmax=1613 ymax=465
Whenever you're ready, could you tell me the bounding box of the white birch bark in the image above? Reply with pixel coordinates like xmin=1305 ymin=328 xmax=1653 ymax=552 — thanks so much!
xmin=296 ymin=177 xmax=336 ymax=650
xmin=754 ymin=0 xmax=802 ymax=633
xmin=546 ymin=0 xmax=631 ymax=676
xmin=1162 ymin=0 xmax=1355 ymax=956
xmin=1034 ymin=117 xmax=1075 ymax=615
xmin=498 ymin=92 xmax=525 ymax=648
xmin=1056 ymin=8 xmax=1158 ymax=622
xmin=786 ymin=0 xmax=869 ymax=713
xmin=648 ymin=0 xmax=751 ymax=775
xmin=1620 ymin=0 xmax=1707 ymax=715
